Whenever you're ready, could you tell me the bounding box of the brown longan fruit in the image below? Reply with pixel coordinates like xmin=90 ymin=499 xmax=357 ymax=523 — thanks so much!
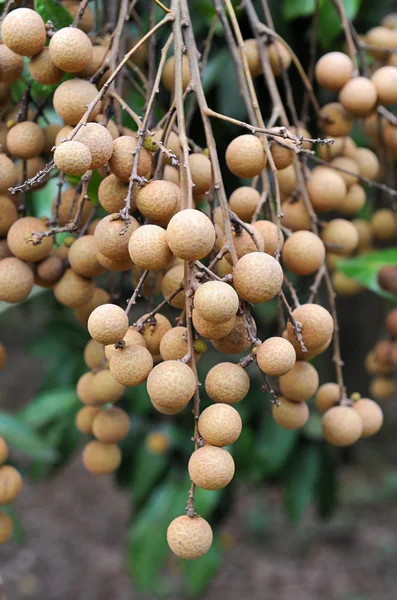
xmin=0 ymin=257 xmax=33 ymax=303
xmin=74 ymin=123 xmax=114 ymax=169
xmin=307 ymin=166 xmax=346 ymax=212
xmin=53 ymin=188 xmax=93 ymax=227
xmin=8 ymin=216 xmax=53 ymax=262
xmin=331 ymin=157 xmax=359 ymax=189
xmin=256 ymin=337 xmax=296 ymax=377
xmin=166 ymin=209 xmax=215 ymax=261
xmin=370 ymin=376 xmax=396 ymax=401
xmin=147 ymin=360 xmax=196 ymax=414
xmin=88 ymin=303 xmax=129 ymax=345
xmin=318 ymin=136 xmax=357 ymax=161
xmin=29 ymin=46 xmax=63 ymax=84
xmin=386 ymin=308 xmax=397 ymax=338
xmin=53 ymin=79 xmax=101 ymax=125
xmin=272 ymin=396 xmax=309 ymax=430
xmin=91 ymin=369 xmax=125 ymax=405
xmin=353 ymin=398 xmax=383 ymax=438
xmin=0 ymin=345 xmax=6 ymax=371
xmin=82 ymin=440 xmax=122 ymax=475
xmin=339 ymin=77 xmax=378 ymax=118
xmin=321 ymin=219 xmax=359 ymax=255
xmin=167 ymin=515 xmax=213 ymax=560
xmin=382 ymin=13 xmax=397 ymax=29
xmin=152 ymin=128 xmax=180 ymax=164
xmin=92 ymin=406 xmax=130 ymax=443
xmin=192 ymin=309 xmax=235 ymax=340
xmin=225 ymin=226 xmax=265 ymax=265
xmin=189 ymin=153 xmax=212 ymax=196
xmin=353 ymin=148 xmax=379 ymax=180
xmin=97 ymin=250 xmax=133 ymax=271
xmin=383 ymin=125 xmax=397 ymax=154
xmin=279 ymin=361 xmax=319 ymax=402
xmin=138 ymin=313 xmax=172 ymax=356
xmin=54 ymin=141 xmax=92 ymax=176
xmin=315 ymin=52 xmax=354 ymax=91
xmin=7 ymin=121 xmax=45 ymax=160
xmin=145 ymin=431 xmax=170 ymax=455
xmin=252 ymin=220 xmax=284 ymax=256
xmin=36 ymin=255 xmax=64 ymax=285
xmin=194 ymin=281 xmax=239 ymax=325
xmin=128 ymin=224 xmax=172 ymax=271
xmin=74 ymin=287 xmax=110 ymax=325
xmin=340 ymin=184 xmax=366 ymax=217
xmin=320 ymin=102 xmax=353 ymax=137
xmin=162 ymin=55 xmax=190 ymax=92
xmin=0 ymin=465 xmax=22 ymax=504
xmin=352 ymin=218 xmax=373 ymax=251
xmin=16 ymin=157 xmax=46 ymax=183
xmin=77 ymin=44 xmax=108 ymax=78
xmin=95 ymin=214 xmax=139 ymax=260
xmin=0 ymin=44 xmax=24 ymax=83
xmin=365 ymin=350 xmax=393 ymax=376
xmin=68 ymin=235 xmax=105 ymax=279
xmin=315 ymin=383 xmax=340 ymax=414
xmin=0 ymin=513 xmax=13 ymax=544
xmin=1 ymin=8 xmax=46 ymax=57
xmin=229 ymin=186 xmax=260 ymax=222
xmin=55 ymin=125 xmax=74 ymax=147
xmin=188 ymin=445 xmax=234 ymax=490
xmin=77 ymin=371 xmax=97 ymax=405
xmin=226 ymin=134 xmax=266 ymax=178
xmin=163 ymin=164 xmax=179 ymax=186
xmin=205 ymin=362 xmax=250 ymax=404
xmin=322 ymin=405 xmax=363 ymax=446
xmin=105 ymin=327 xmax=147 ymax=361
xmin=0 ymin=195 xmax=17 ymax=237
xmin=161 ymin=264 xmax=185 ymax=309
xmin=287 ymin=303 xmax=334 ymax=352
xmin=159 ymin=327 xmax=201 ymax=364
xmin=136 ymin=180 xmax=179 ymax=225
xmin=98 ymin=174 xmax=131 ymax=214
xmin=84 ymin=339 xmax=105 ymax=371
xmin=109 ymin=135 xmax=152 ymax=182
xmin=332 ymin=271 xmax=362 ymax=296
xmin=212 ymin=314 xmax=253 ymax=355
xmin=0 ymin=437 xmax=8 ymax=466
xmin=233 ymin=252 xmax=283 ymax=304
xmin=76 ymin=406 xmax=100 ymax=435
xmin=62 ymin=1 xmax=93 ymax=32
xmin=276 ymin=163 xmax=297 ymax=194
xmin=270 ymin=138 xmax=295 ymax=170
xmin=0 ymin=239 xmax=12 ymax=261
xmin=54 ymin=268 xmax=95 ymax=308
xmin=109 ymin=344 xmax=153 ymax=386
xmin=281 ymin=197 xmax=311 ymax=231
xmin=245 ymin=38 xmax=262 ymax=76
xmin=198 ymin=404 xmax=242 ymax=447
xmin=49 ymin=27 xmax=92 ymax=73
xmin=282 ymin=231 xmax=325 ymax=276
xmin=366 ymin=26 xmax=397 ymax=60
xmin=267 ymin=41 xmax=291 ymax=76
xmin=371 ymin=209 xmax=397 ymax=241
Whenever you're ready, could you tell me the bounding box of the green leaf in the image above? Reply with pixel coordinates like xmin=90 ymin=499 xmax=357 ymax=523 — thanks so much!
xmin=34 ymin=0 xmax=73 ymax=29
xmin=284 ymin=444 xmax=321 ymax=524
xmin=283 ymin=0 xmax=315 ymax=20
xmin=0 ymin=411 xmax=58 ymax=462
xmin=337 ymin=248 xmax=397 ymax=302
xmin=182 ymin=540 xmax=222 ymax=595
xmin=318 ymin=0 xmax=361 ymax=48
xmin=131 ymin=445 xmax=169 ymax=508
xmin=317 ymin=445 xmax=338 ymax=519
xmin=19 ymin=389 xmax=79 ymax=428
xmin=251 ymin=414 xmax=298 ymax=479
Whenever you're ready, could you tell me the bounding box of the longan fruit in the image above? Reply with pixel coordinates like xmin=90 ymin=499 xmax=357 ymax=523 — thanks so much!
xmin=321 ymin=219 xmax=359 ymax=255
xmin=0 ymin=154 xmax=17 ymax=193
xmin=95 ymin=214 xmax=139 ymax=260
xmin=205 ymin=362 xmax=250 ymax=404
xmin=98 ymin=174 xmax=131 ymax=214
xmin=353 ymin=148 xmax=379 ymax=180
xmin=270 ymin=138 xmax=295 ymax=170
xmin=353 ymin=398 xmax=383 ymax=438
xmin=166 ymin=209 xmax=215 ymax=261
xmin=281 ymin=197 xmax=311 ymax=231
xmin=282 ymin=231 xmax=325 ymax=276
xmin=287 ymin=303 xmax=334 ymax=352
xmin=92 ymin=406 xmax=130 ymax=443
xmin=198 ymin=404 xmax=242 ymax=448
xmin=76 ymin=406 xmax=100 ymax=435
xmin=229 ymin=186 xmax=260 ymax=222
xmin=366 ymin=26 xmax=397 ymax=60
xmin=382 ymin=13 xmax=397 ymax=29
xmin=16 ymin=157 xmax=46 ymax=183
xmin=82 ymin=441 xmax=122 ymax=475
xmin=386 ymin=308 xmax=397 ymax=338
xmin=233 ymin=252 xmax=283 ymax=304
xmin=29 ymin=46 xmax=63 ymax=84
xmin=212 ymin=314 xmax=253 ymax=355
xmin=370 ymin=376 xmax=396 ymax=401
xmin=105 ymin=327 xmax=147 ymax=361
xmin=7 ymin=121 xmax=45 ymax=160
xmin=74 ymin=287 xmax=110 ymax=325
xmin=371 ymin=209 xmax=397 ymax=241
xmin=188 ymin=445 xmax=234 ymax=490
xmin=339 ymin=77 xmax=378 ymax=118
xmin=138 ymin=313 xmax=172 ymax=356
xmin=194 ymin=281 xmax=238 ymax=325
xmin=49 ymin=27 xmax=92 ymax=73
xmin=91 ymin=369 xmax=125 ymax=405
xmin=332 ymin=271 xmax=362 ymax=296
xmin=36 ymin=255 xmax=64 ymax=286
xmin=318 ymin=136 xmax=357 ymax=161
xmin=159 ymin=326 xmax=200 ymax=364
xmin=152 ymin=128 xmax=180 ymax=163
xmin=128 ymin=224 xmax=172 ymax=270
xmin=163 ymin=164 xmax=180 ymax=186
xmin=72 ymin=123 xmax=114 ymax=170
xmin=84 ymin=339 xmax=105 ymax=371
xmin=0 ymin=345 xmax=6 ymax=371
xmin=256 ymin=337 xmax=296 ymax=377
xmin=272 ymin=396 xmax=309 ymax=429
xmin=109 ymin=135 xmax=152 ymax=182
xmin=54 ymin=141 xmax=92 ymax=176
xmin=339 ymin=184 xmax=366 ymax=217
xmin=136 ymin=180 xmax=179 ymax=225
xmin=77 ymin=371 xmax=97 ymax=405
xmin=279 ymin=361 xmax=319 ymax=402
xmin=276 ymin=163 xmax=297 ymax=194
xmin=189 ymin=153 xmax=212 ymax=196
xmin=371 ymin=66 xmax=397 ymax=105
xmin=167 ymin=515 xmax=213 ymax=560
xmin=54 ymin=268 xmax=95 ymax=308
xmin=0 ymin=513 xmax=13 ymax=544
xmin=8 ymin=216 xmax=53 ymax=262
xmin=352 ymin=218 xmax=373 ymax=250
xmin=331 ymin=157 xmax=359 ymax=189
xmin=289 ymin=125 xmax=312 ymax=150
xmin=365 ymin=350 xmax=393 ymax=376
xmin=68 ymin=235 xmax=105 ymax=279
xmin=146 ymin=431 xmax=170 ymax=455
xmin=0 ymin=465 xmax=22 ymax=504
xmin=1 ymin=8 xmax=46 ymax=57
xmin=53 ymin=79 xmax=101 ymax=125
xmin=109 ymin=344 xmax=153 ymax=386
xmin=88 ymin=303 xmax=129 ymax=345
xmin=384 ymin=125 xmax=397 ymax=154
xmin=55 ymin=124 xmax=74 ymax=147
xmin=0 ymin=239 xmax=12 ymax=261
xmin=267 ymin=41 xmax=291 ymax=76
xmin=226 ymin=134 xmax=266 ymax=178
xmin=315 ymin=383 xmax=340 ymax=414
xmin=192 ymin=309 xmax=236 ymax=340
xmin=0 ymin=257 xmax=33 ymax=303
xmin=77 ymin=44 xmax=108 ymax=78
xmin=320 ymin=102 xmax=353 ymax=137
xmin=0 ymin=44 xmax=24 ymax=83
xmin=161 ymin=264 xmax=185 ymax=309
xmin=245 ymin=38 xmax=262 ymax=76
xmin=252 ymin=220 xmax=284 ymax=256
xmin=0 ymin=195 xmax=17 ymax=237
xmin=322 ymin=405 xmax=363 ymax=446
xmin=315 ymin=52 xmax=354 ymax=90
xmin=307 ymin=166 xmax=346 ymax=212
xmin=225 ymin=226 xmax=265 ymax=264
xmin=0 ymin=437 xmax=8 ymax=466
xmin=162 ymin=55 xmax=190 ymax=92
xmin=147 ymin=360 xmax=196 ymax=414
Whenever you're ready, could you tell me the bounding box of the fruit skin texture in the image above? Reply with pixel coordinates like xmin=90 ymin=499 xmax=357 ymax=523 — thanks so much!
xmin=386 ymin=308 xmax=397 ymax=337
xmin=0 ymin=437 xmax=8 ymax=465
xmin=229 ymin=186 xmax=260 ymax=222
xmin=339 ymin=184 xmax=366 ymax=217
xmin=188 ymin=445 xmax=235 ymax=490
xmin=0 ymin=153 xmax=17 ymax=193
xmin=88 ymin=303 xmax=129 ymax=346
xmin=98 ymin=174 xmax=130 ymax=213
xmin=192 ymin=309 xmax=236 ymax=340
xmin=256 ymin=337 xmax=296 ymax=377
xmin=315 ymin=52 xmax=354 ymax=90
xmin=321 ymin=219 xmax=359 ymax=255
xmin=354 ymin=148 xmax=379 ymax=180
xmin=92 ymin=407 xmax=130 ymax=443
xmin=74 ymin=287 xmax=110 ymax=325
xmin=0 ymin=44 xmax=24 ymax=83
xmin=332 ymin=271 xmax=362 ymax=296
xmin=225 ymin=134 xmax=266 ymax=178
xmin=53 ymin=79 xmax=101 ymax=125
xmin=282 ymin=231 xmax=325 ymax=276
xmin=129 ymin=224 xmax=173 ymax=270
xmin=54 ymin=141 xmax=92 ymax=176
xmin=8 ymin=216 xmax=53 ymax=262
xmin=371 ymin=209 xmax=397 ymax=241
xmin=82 ymin=441 xmax=122 ymax=475
xmin=194 ymin=281 xmax=239 ymax=325
xmin=147 ymin=360 xmax=196 ymax=414
xmin=167 ymin=515 xmax=213 ymax=560
xmin=245 ymin=38 xmax=262 ymax=76
xmin=1 ymin=8 xmax=46 ymax=57
xmin=371 ymin=66 xmax=397 ymax=105
xmin=159 ymin=326 xmax=196 ymax=362
xmin=95 ymin=215 xmax=138 ymax=262
xmin=7 ymin=121 xmax=45 ymax=159
xmin=320 ymin=102 xmax=353 ymax=137
xmin=74 ymin=123 xmax=114 ymax=169
xmin=252 ymin=220 xmax=284 ymax=256
xmin=0 ymin=465 xmax=23 ymax=504
xmin=49 ymin=27 xmax=92 ymax=73
xmin=89 ymin=369 xmax=125 ymax=406
xmin=166 ymin=209 xmax=215 ymax=261
xmin=315 ymin=383 xmax=340 ymax=413
xmin=226 ymin=226 xmax=265 ymax=264
xmin=205 ymin=362 xmax=250 ymax=404
xmin=287 ymin=304 xmax=334 ymax=352
xmin=105 ymin=328 xmax=146 ymax=361
xmin=29 ymin=47 xmax=63 ymax=84
xmin=136 ymin=180 xmax=179 ymax=225
xmin=279 ymin=361 xmax=319 ymax=402
xmin=76 ymin=406 xmax=100 ymax=435
xmin=353 ymin=398 xmax=383 ymax=438
xmin=233 ymin=252 xmax=283 ymax=304
xmin=198 ymin=404 xmax=242 ymax=447
xmin=272 ymin=397 xmax=309 ymax=429
xmin=189 ymin=153 xmax=212 ymax=196
xmin=339 ymin=77 xmax=378 ymax=117
xmin=331 ymin=157 xmax=359 ymax=188
xmin=109 ymin=344 xmax=153 ymax=386
xmin=68 ymin=235 xmax=105 ymax=279
xmin=307 ymin=166 xmax=347 ymax=212
xmin=54 ymin=268 xmax=95 ymax=308
xmin=0 ymin=513 xmax=13 ymax=544
xmin=0 ymin=195 xmax=17 ymax=237
xmin=0 ymin=257 xmax=34 ymax=303
xmin=281 ymin=197 xmax=311 ymax=232
xmin=212 ymin=314 xmax=253 ymax=355
xmin=267 ymin=41 xmax=291 ymax=76
xmin=162 ymin=55 xmax=190 ymax=92
xmin=138 ymin=313 xmax=172 ymax=356
xmin=109 ymin=136 xmax=153 ymax=182
xmin=62 ymin=0 xmax=93 ymax=32
xmin=322 ymin=405 xmax=363 ymax=446
xmin=161 ymin=264 xmax=185 ymax=309
xmin=84 ymin=339 xmax=105 ymax=371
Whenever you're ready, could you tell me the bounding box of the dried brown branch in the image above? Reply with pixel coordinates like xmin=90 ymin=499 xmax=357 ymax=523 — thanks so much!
xmin=125 ymin=270 xmax=149 ymax=315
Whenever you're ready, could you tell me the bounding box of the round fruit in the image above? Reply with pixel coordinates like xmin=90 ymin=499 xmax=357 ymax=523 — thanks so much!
xmin=95 ymin=214 xmax=139 ymax=260
xmin=0 ymin=153 xmax=17 ymax=193
xmin=276 ymin=163 xmax=297 ymax=194
xmin=194 ymin=281 xmax=238 ymax=325
xmin=188 ymin=445 xmax=234 ymax=490
xmin=62 ymin=1 xmax=94 ymax=32
xmin=321 ymin=219 xmax=359 ymax=255
xmin=8 ymin=216 xmax=53 ymax=262
xmin=307 ymin=166 xmax=346 ymax=212
xmin=92 ymin=407 xmax=130 ymax=443
xmin=76 ymin=406 xmax=100 ymax=435
xmin=105 ymin=327 xmax=146 ymax=361
xmin=267 ymin=41 xmax=291 ymax=76
xmin=36 ymin=255 xmax=64 ymax=285
xmin=386 ymin=308 xmax=397 ymax=337
xmin=331 ymin=157 xmax=359 ymax=188
xmin=198 ymin=404 xmax=242 ymax=447
xmin=91 ymin=369 xmax=125 ymax=405
xmin=0 ymin=44 xmax=24 ymax=83
xmin=7 ymin=121 xmax=45 ymax=159
xmin=340 ymin=184 xmax=366 ymax=216
xmin=189 ymin=153 xmax=212 ymax=196
xmin=353 ymin=398 xmax=383 ymax=438
xmin=147 ymin=360 xmax=196 ymax=414
xmin=136 ymin=180 xmax=179 ymax=225
xmin=225 ymin=135 xmax=266 ymax=178
xmin=0 ymin=438 xmax=8 ymax=466
xmin=54 ymin=141 xmax=92 ymax=175
xmin=0 ymin=257 xmax=33 ymax=303
xmin=366 ymin=26 xmax=397 ymax=60
xmin=167 ymin=515 xmax=213 ymax=560
xmin=73 ymin=123 xmax=113 ymax=169
xmin=74 ymin=287 xmax=110 ymax=325
xmin=322 ymin=405 xmax=363 ymax=446
xmin=252 ymin=220 xmax=284 ymax=256
xmin=54 ymin=187 xmax=94 ymax=226
xmin=77 ymin=371 xmax=96 ymax=405
xmin=158 ymin=326 xmax=198 ymax=363
xmin=225 ymin=226 xmax=265 ymax=264
xmin=153 ymin=128 xmax=180 ymax=163
xmin=371 ymin=209 xmax=397 ymax=241
xmin=53 ymin=79 xmax=101 ymax=125
xmin=212 ymin=314 xmax=253 ymax=355
xmin=0 ymin=195 xmax=17 ymax=237
xmin=245 ymin=38 xmax=262 ymax=76
xmin=1 ymin=8 xmax=46 ymax=57
xmin=129 ymin=224 xmax=172 ymax=270
xmin=162 ymin=55 xmax=190 ymax=92
xmin=281 ymin=197 xmax=312 ymax=232
xmin=68 ymin=236 xmax=104 ymax=279
xmin=161 ymin=264 xmax=185 ymax=309
xmin=229 ymin=186 xmax=260 ymax=222
xmin=0 ymin=345 xmax=5 ymax=371
xmin=0 ymin=465 xmax=22 ymax=504
xmin=76 ymin=44 xmax=108 ymax=78
xmin=192 ymin=309 xmax=236 ymax=340
xmin=287 ymin=304 xmax=334 ymax=352
xmin=370 ymin=376 xmax=396 ymax=401
xmin=352 ymin=218 xmax=373 ymax=250
xmin=82 ymin=441 xmax=122 ymax=475
xmin=318 ymin=136 xmax=357 ymax=161
xmin=332 ymin=271 xmax=362 ymax=296
xmin=315 ymin=52 xmax=354 ymax=90
xmin=98 ymin=174 xmax=130 ymax=213
xmin=88 ymin=303 xmax=129 ymax=345
xmin=371 ymin=66 xmax=397 ymax=106
xmin=166 ymin=209 xmax=215 ymax=261
xmin=109 ymin=344 xmax=153 ymax=386
xmin=315 ymin=383 xmax=340 ymax=413
xmin=282 ymin=231 xmax=325 ymax=275
xmin=270 ymin=138 xmax=295 ymax=170
xmin=354 ymin=148 xmax=379 ymax=180
xmin=233 ymin=252 xmax=283 ymax=303
xmin=339 ymin=77 xmax=378 ymax=117
xmin=0 ymin=513 xmax=13 ymax=544
xmin=84 ymin=339 xmax=105 ymax=371
xmin=29 ymin=46 xmax=63 ymax=84
xmin=109 ymin=135 xmax=152 ymax=182
xmin=49 ymin=27 xmax=92 ymax=73
xmin=205 ymin=362 xmax=250 ymax=404
xmin=146 ymin=431 xmax=169 ymax=455
xmin=138 ymin=313 xmax=172 ymax=356
xmin=256 ymin=337 xmax=296 ymax=377
xmin=279 ymin=361 xmax=319 ymax=402
xmin=54 ymin=268 xmax=95 ymax=308
xmin=365 ymin=351 xmax=393 ymax=376
xmin=320 ymin=102 xmax=353 ymax=137
xmin=272 ymin=396 xmax=309 ymax=429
